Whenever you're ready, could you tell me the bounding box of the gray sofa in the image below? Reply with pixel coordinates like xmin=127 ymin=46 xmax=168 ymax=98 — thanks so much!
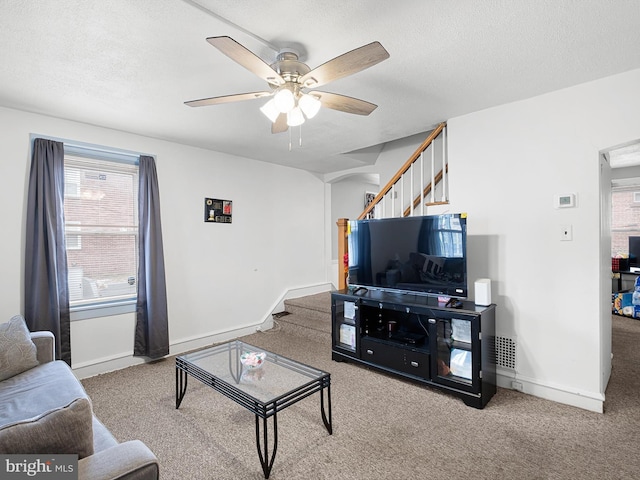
xmin=0 ymin=315 xmax=159 ymax=480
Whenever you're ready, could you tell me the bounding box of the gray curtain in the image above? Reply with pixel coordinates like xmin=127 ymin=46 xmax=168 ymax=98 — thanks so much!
xmin=134 ymin=155 xmax=169 ymax=358
xmin=24 ymin=138 xmax=71 ymax=365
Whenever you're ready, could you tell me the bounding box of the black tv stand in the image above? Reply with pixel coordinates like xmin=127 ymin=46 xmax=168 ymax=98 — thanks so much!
xmin=331 ymin=288 xmax=496 ymax=408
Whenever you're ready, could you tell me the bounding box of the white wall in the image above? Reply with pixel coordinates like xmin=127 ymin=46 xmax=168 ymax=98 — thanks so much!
xmin=0 ymin=106 xmax=329 ymax=377
xmin=330 ymin=178 xmax=379 ymax=260
xmin=444 ymin=68 xmax=640 ymax=411
xmin=334 ymin=68 xmax=640 ymax=411
xmin=375 ymin=132 xmax=433 ymax=187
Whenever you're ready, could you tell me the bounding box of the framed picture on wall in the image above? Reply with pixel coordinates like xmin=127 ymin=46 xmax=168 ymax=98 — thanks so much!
xmin=204 ymin=197 xmax=232 ymax=223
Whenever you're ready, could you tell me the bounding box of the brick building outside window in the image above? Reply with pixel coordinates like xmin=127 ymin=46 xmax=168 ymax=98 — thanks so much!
xmin=64 ymin=155 xmax=139 ymax=305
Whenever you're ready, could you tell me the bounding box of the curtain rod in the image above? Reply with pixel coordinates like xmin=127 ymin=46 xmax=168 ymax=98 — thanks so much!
xmin=30 ymin=134 xmax=152 ymax=161
xmin=63 ymin=142 xmax=141 ymax=160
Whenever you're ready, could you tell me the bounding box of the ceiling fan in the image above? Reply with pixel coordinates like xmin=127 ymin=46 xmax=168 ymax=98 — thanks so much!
xmin=185 ymin=36 xmax=390 ymax=133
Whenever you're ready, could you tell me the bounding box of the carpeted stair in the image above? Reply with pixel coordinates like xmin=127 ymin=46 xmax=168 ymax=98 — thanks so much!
xmin=274 ymin=291 xmax=332 ymax=343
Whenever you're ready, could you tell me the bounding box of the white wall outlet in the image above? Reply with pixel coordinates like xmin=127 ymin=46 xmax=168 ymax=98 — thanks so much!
xmin=560 ymin=225 xmax=573 ymax=241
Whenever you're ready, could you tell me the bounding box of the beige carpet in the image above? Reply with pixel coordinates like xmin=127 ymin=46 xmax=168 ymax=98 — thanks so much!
xmin=82 ymin=313 xmax=640 ymax=480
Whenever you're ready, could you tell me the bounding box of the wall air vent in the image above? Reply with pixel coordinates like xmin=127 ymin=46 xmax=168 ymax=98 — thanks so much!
xmin=495 ymin=335 xmax=516 ymax=370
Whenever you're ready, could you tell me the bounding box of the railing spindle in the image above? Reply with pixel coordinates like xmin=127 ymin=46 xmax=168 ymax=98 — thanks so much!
xmin=430 ymin=143 xmax=435 ymax=204
xmin=420 ymin=151 xmax=425 ymax=215
xmin=391 ymin=184 xmax=395 ymax=217
xmin=409 ymin=164 xmax=414 ymax=216
xmin=442 ymin=125 xmax=447 ymax=202
xmin=400 ymin=174 xmax=404 ymax=218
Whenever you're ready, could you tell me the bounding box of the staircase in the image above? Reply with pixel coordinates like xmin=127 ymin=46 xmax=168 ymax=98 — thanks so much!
xmin=275 ymin=292 xmax=332 ymax=342
xmin=358 ymin=122 xmax=448 ymax=220
xmin=337 ymin=122 xmax=449 ymax=289
xmin=273 ymin=124 xmax=449 ymax=336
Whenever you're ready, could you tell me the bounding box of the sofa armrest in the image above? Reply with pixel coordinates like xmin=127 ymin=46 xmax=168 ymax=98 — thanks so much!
xmin=30 ymin=331 xmax=55 ymax=364
xmin=78 ymin=440 xmax=159 ymax=480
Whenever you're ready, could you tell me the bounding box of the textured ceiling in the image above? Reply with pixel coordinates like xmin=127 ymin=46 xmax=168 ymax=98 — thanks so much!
xmin=1 ymin=0 xmax=640 ymax=174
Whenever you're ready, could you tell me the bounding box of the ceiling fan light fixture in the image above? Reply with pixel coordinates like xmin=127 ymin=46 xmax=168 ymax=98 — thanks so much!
xmin=260 ymin=99 xmax=280 ymax=123
xmin=273 ymin=88 xmax=295 ymax=113
xmin=299 ymin=93 xmax=321 ymax=119
xmin=186 ymin=37 xmax=390 ymax=135
xmin=287 ymin=107 xmax=305 ymax=127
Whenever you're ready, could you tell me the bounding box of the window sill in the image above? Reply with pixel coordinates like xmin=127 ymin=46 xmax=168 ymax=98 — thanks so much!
xmin=70 ymin=298 xmax=136 ymax=321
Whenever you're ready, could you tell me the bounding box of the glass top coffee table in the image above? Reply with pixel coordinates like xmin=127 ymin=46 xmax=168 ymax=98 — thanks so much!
xmin=176 ymin=340 xmax=332 ymax=479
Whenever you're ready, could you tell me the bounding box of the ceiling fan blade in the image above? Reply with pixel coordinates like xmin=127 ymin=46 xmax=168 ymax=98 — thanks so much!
xmin=207 ymin=36 xmax=285 ymax=87
xmin=185 ymin=91 xmax=272 ymax=107
xmin=313 ymin=91 xmax=378 ymax=115
xmin=299 ymin=41 xmax=389 ymax=88
xmin=271 ymin=113 xmax=288 ymax=134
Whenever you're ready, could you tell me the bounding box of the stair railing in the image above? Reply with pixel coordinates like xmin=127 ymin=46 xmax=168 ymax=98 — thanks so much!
xmin=359 ymin=122 xmax=447 ymax=220
xmin=337 ymin=122 xmax=448 ymax=289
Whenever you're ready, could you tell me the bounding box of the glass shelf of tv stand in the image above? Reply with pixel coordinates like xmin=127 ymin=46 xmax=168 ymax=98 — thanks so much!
xmin=336 ymin=319 xmax=357 ymax=353
xmin=434 ymin=318 xmax=474 ymax=385
xmin=333 ymin=295 xmax=358 ymax=353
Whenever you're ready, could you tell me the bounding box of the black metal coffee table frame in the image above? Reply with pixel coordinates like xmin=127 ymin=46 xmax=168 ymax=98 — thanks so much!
xmin=176 ymin=341 xmax=332 ymax=479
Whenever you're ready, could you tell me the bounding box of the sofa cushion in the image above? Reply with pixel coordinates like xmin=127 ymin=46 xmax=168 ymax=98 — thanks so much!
xmin=0 ymin=315 xmax=39 ymax=381
xmin=0 ymin=361 xmax=94 ymax=458
xmin=0 ymin=397 xmax=94 ymax=458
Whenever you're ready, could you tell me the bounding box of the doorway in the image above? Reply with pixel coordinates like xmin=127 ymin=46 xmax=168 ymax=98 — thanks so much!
xmin=601 ymin=140 xmax=640 ymax=399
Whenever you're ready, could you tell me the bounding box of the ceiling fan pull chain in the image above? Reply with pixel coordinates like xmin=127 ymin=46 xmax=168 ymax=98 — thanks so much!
xmin=288 ymin=128 xmax=292 ymax=152
xmin=299 ymin=125 xmax=303 ymax=147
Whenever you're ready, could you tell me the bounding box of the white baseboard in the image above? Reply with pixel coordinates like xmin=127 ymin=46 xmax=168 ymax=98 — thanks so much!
xmin=73 ymin=323 xmax=259 ymax=379
xmin=72 ymin=355 xmax=148 ymax=380
xmin=496 ymin=372 xmax=604 ymax=413
xmin=73 ymin=283 xmax=333 ymax=380
xmin=268 ymin=282 xmax=333 ymax=316
xmin=75 ymin=331 xmax=603 ymax=414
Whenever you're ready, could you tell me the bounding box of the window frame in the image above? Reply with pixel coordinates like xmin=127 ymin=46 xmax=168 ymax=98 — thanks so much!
xmin=32 ymin=135 xmax=145 ymax=321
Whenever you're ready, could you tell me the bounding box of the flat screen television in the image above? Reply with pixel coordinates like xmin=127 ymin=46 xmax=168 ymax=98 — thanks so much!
xmin=629 ymin=236 xmax=640 ymax=267
xmin=347 ymin=213 xmax=468 ymax=298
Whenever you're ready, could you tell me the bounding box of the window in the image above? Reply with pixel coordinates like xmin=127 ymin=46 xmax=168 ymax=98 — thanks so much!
xmin=64 ymin=154 xmax=139 ymax=309
xmin=612 ymin=183 xmax=640 ymax=257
